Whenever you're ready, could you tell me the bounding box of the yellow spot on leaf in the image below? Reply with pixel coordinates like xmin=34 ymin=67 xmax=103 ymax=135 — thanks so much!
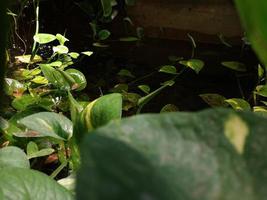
xmin=224 ymin=115 xmax=249 ymax=154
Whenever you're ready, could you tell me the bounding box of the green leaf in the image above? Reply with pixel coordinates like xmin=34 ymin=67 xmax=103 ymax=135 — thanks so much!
xmin=31 ymin=76 xmax=49 ymax=84
xmin=159 ymin=65 xmax=177 ymax=74
xmin=258 ymin=64 xmax=265 ymax=80
xmin=15 ymin=54 xmax=42 ymax=64
xmin=122 ymin=92 xmax=141 ymax=111
xmin=81 ymin=93 xmax=122 ymax=130
xmin=234 ymin=0 xmax=267 ymax=67
xmin=253 ymin=106 xmax=267 ymax=118
xmin=56 ymin=33 xmax=69 ymax=45
xmin=138 ymin=85 xmax=150 ymax=94
xmin=4 ymin=78 xmax=26 ymax=97
xmin=199 ymin=93 xmax=228 ymax=107
xmin=68 ymin=52 xmax=80 ymax=59
xmin=68 ymin=91 xmax=84 ymax=123
xmin=33 ymin=33 xmax=56 ymax=44
xmin=0 ymin=168 xmax=73 ymax=200
xmin=53 ymin=45 xmax=69 ymax=54
xmin=17 ymin=112 xmax=73 ymax=140
xmin=81 ymin=51 xmax=93 ymax=57
xmin=225 ymin=98 xmax=251 ymax=111
xmin=255 ymin=85 xmax=267 ymax=97
xmin=40 ymin=65 xmax=70 ymax=89
xmin=160 ymin=104 xmax=179 ymax=113
xmin=221 ymin=61 xmax=247 ymax=72
xmin=58 ymin=174 xmax=76 ymax=193
xmin=100 ymin=0 xmax=112 ymax=17
xmin=179 ymin=59 xmax=204 ymax=74
xmin=119 ymin=37 xmax=139 ymax=42
xmin=77 ymin=109 xmax=264 ymax=200
xmin=27 ymin=141 xmax=54 ymax=159
xmin=117 ymin=69 xmax=135 ymax=78
xmin=98 ymin=29 xmax=111 ymax=40
xmin=0 ymin=146 xmax=30 ymax=169
xmin=65 ymin=69 xmax=87 ymax=91
xmin=11 ymin=94 xmax=39 ymax=111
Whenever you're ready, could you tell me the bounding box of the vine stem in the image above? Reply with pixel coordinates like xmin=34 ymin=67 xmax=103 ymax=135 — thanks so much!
xmin=31 ymin=0 xmax=39 ymax=58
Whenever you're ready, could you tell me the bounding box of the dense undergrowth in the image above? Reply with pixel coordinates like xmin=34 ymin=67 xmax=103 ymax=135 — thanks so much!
xmin=0 ymin=0 xmax=267 ymax=200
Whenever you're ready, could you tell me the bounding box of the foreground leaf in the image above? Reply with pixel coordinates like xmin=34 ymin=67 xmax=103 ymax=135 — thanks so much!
xmin=0 ymin=168 xmax=73 ymax=200
xmin=77 ymin=109 xmax=267 ymax=200
xmin=0 ymin=146 xmax=30 ymax=169
xmin=17 ymin=112 xmax=73 ymax=140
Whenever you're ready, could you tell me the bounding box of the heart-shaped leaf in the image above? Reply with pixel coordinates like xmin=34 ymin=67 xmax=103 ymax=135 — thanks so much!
xmin=138 ymin=85 xmax=150 ymax=94
xmin=255 ymin=85 xmax=267 ymax=97
xmin=199 ymin=93 xmax=228 ymax=107
xmin=34 ymin=33 xmax=56 ymax=44
xmin=159 ymin=65 xmax=177 ymax=74
xmin=80 ymin=93 xmax=122 ymax=131
xmin=0 ymin=168 xmax=73 ymax=200
xmin=225 ymin=98 xmax=251 ymax=111
xmin=66 ymin=69 xmax=87 ymax=91
xmin=17 ymin=112 xmax=73 ymax=140
xmin=0 ymin=146 xmax=30 ymax=169
xmin=98 ymin=29 xmax=111 ymax=40
xmin=56 ymin=34 xmax=69 ymax=45
xmin=179 ymin=59 xmax=204 ymax=74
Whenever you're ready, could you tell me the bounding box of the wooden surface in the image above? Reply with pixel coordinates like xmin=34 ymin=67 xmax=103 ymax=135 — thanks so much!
xmin=127 ymin=0 xmax=243 ymax=43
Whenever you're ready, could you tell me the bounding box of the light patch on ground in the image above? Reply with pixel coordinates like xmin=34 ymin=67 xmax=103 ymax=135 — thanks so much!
xmin=224 ymin=115 xmax=249 ymax=154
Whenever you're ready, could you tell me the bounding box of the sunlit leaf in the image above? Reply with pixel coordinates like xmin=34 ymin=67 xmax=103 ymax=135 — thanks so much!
xmin=15 ymin=55 xmax=42 ymax=64
xmin=56 ymin=33 xmax=69 ymax=45
xmin=33 ymin=33 xmax=56 ymax=44
xmin=53 ymin=45 xmax=69 ymax=54
xmin=81 ymin=51 xmax=94 ymax=56
xmin=225 ymin=98 xmax=251 ymax=111
xmin=68 ymin=52 xmax=80 ymax=59
xmin=31 ymin=76 xmax=49 ymax=84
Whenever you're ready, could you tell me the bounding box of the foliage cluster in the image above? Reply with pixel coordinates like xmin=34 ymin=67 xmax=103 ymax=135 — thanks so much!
xmin=0 ymin=0 xmax=267 ymax=200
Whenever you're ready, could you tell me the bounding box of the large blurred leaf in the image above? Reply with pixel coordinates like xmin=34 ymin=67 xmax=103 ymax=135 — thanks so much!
xmin=0 ymin=146 xmax=29 ymax=169
xmin=17 ymin=112 xmax=73 ymax=140
xmin=234 ymin=0 xmax=267 ymax=66
xmin=0 ymin=168 xmax=73 ymax=200
xmin=77 ymin=109 xmax=267 ymax=200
